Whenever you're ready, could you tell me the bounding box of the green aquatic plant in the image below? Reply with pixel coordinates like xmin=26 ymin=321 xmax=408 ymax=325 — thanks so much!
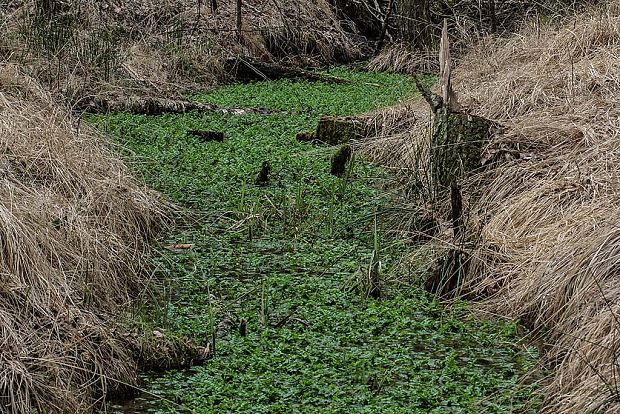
xmin=91 ymin=69 xmax=542 ymax=414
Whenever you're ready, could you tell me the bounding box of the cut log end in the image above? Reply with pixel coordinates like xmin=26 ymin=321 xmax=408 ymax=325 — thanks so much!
xmin=315 ymin=116 xmax=369 ymax=145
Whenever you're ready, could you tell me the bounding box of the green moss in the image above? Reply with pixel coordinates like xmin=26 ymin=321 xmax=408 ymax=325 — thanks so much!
xmin=330 ymin=144 xmax=352 ymax=176
xmin=431 ymin=108 xmax=497 ymax=191
xmin=315 ymin=116 xmax=368 ymax=145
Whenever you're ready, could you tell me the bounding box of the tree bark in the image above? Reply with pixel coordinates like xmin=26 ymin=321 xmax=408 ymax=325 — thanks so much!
xmin=236 ymin=0 xmax=242 ymax=41
xmin=374 ymin=0 xmax=395 ymax=55
xmin=395 ymin=0 xmax=433 ymax=49
xmin=489 ymin=0 xmax=497 ymax=33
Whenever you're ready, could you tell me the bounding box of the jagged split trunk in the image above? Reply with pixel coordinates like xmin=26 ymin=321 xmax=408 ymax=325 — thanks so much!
xmin=420 ymin=20 xmax=497 ymax=297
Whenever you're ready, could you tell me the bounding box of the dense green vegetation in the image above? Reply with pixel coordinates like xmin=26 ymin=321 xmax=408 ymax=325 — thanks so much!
xmin=90 ymin=69 xmax=540 ymax=413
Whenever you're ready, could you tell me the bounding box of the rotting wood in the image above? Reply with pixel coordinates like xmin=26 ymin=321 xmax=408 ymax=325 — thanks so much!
xmin=439 ymin=19 xmax=459 ymax=113
xmin=330 ymin=144 xmax=352 ymax=176
xmin=187 ymin=130 xmax=225 ymax=143
xmin=450 ymin=181 xmax=463 ymax=239
xmin=414 ymin=21 xmax=496 ymax=192
xmin=255 ymin=161 xmax=271 ymax=186
xmin=419 ymin=19 xmax=497 ymax=298
xmin=239 ymin=319 xmax=247 ymax=337
xmin=314 ymin=115 xmax=371 ymax=145
xmin=298 ymin=115 xmax=376 ymax=146
xmin=225 ymin=57 xmax=350 ymax=84
xmin=76 ymin=95 xmax=275 ymax=116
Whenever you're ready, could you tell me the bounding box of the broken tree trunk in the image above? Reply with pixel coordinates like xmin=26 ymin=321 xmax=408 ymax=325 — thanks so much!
xmin=420 ymin=20 xmax=497 ymax=298
xmin=415 ymin=21 xmax=497 ymax=193
xmin=225 ymin=57 xmax=350 ymax=84
xmin=430 ymin=106 xmax=496 ymax=191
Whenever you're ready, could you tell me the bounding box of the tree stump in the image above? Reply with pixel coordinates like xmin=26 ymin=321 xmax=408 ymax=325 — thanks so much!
xmin=430 ymin=107 xmax=496 ymax=191
xmin=314 ymin=116 xmax=370 ymax=145
xmin=330 ymin=145 xmax=352 ymax=176
xmin=414 ymin=20 xmax=498 ymax=193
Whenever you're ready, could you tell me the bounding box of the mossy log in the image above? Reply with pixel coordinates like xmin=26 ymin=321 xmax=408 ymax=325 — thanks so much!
xmin=314 ymin=115 xmax=371 ymax=145
xmin=77 ymin=95 xmax=275 ymax=116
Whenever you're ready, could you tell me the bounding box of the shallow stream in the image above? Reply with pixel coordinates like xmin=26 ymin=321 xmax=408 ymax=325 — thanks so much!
xmin=92 ymin=68 xmax=540 ymax=413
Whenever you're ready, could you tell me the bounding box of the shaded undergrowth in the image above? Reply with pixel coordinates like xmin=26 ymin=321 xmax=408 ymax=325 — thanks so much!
xmin=90 ymin=69 xmax=540 ymax=413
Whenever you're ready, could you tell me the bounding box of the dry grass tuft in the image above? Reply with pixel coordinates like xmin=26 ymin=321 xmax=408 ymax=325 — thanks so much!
xmin=363 ymin=2 xmax=620 ymax=412
xmin=0 ymin=0 xmax=358 ymax=103
xmin=368 ymin=43 xmax=439 ymax=75
xmin=0 ymin=62 xmax=171 ymax=413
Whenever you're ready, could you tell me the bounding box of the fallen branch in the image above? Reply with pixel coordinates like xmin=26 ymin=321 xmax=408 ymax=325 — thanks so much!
xmin=76 ymin=95 xmax=276 ymax=116
xmin=225 ymin=57 xmax=351 ymax=84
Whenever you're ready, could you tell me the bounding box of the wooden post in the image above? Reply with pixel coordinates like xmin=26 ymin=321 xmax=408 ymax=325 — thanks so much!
xmin=374 ymin=0 xmax=395 ymax=56
xmin=236 ymin=0 xmax=242 ymax=41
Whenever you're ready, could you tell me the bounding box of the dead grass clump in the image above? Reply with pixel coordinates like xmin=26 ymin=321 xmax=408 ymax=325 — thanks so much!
xmin=363 ymin=2 xmax=620 ymax=412
xmin=369 ymin=1 xmax=601 ymax=75
xmin=1 ymin=0 xmax=359 ymax=103
xmin=367 ymin=43 xmax=439 ymax=75
xmin=0 ymin=62 xmax=171 ymax=413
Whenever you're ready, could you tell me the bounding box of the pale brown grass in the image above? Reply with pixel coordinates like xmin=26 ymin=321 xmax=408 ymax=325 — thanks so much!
xmin=0 ymin=63 xmax=170 ymax=413
xmin=1 ymin=0 xmax=358 ymax=103
xmin=362 ymin=2 xmax=620 ymax=412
